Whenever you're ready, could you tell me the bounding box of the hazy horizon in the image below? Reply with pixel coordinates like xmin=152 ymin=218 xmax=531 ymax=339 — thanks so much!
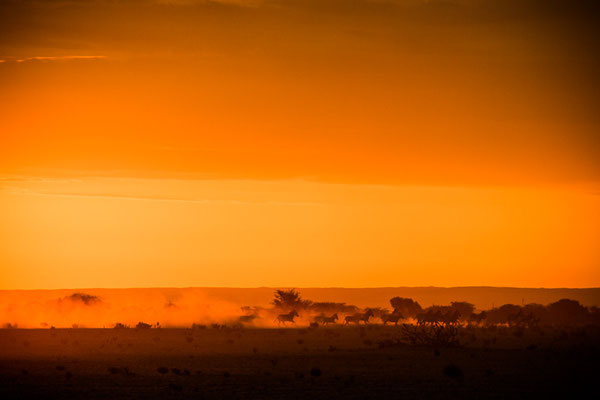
xmin=3 ymin=284 xmax=600 ymax=291
xmin=3 ymin=286 xmax=599 ymax=329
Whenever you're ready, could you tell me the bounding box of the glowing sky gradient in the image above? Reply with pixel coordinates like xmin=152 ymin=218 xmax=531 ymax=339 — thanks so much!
xmin=1 ymin=1 xmax=599 ymax=289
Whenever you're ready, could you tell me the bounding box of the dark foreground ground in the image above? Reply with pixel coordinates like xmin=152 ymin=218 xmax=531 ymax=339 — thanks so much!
xmin=1 ymin=326 xmax=598 ymax=399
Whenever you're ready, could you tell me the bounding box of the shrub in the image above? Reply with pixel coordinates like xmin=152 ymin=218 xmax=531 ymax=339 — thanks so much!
xmin=400 ymin=323 xmax=460 ymax=347
xmin=443 ymin=364 xmax=463 ymax=381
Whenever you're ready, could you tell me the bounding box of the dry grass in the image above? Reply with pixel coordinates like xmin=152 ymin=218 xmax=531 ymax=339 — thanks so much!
xmin=0 ymin=325 xmax=598 ymax=399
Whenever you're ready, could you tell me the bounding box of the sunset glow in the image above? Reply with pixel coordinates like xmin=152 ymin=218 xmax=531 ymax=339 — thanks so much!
xmin=2 ymin=4 xmax=600 ymax=399
xmin=1 ymin=0 xmax=599 ymax=290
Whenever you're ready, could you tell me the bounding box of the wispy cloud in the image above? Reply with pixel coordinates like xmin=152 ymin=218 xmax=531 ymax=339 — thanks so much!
xmin=1 ymin=184 xmax=325 ymax=207
xmin=0 ymin=55 xmax=107 ymax=63
xmin=21 ymin=190 xmax=324 ymax=207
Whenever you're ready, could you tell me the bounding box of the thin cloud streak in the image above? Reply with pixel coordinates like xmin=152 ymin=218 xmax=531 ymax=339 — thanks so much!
xmin=2 ymin=187 xmax=325 ymax=207
xmin=0 ymin=55 xmax=107 ymax=63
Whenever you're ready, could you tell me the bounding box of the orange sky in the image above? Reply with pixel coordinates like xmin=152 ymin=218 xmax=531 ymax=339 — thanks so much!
xmin=1 ymin=0 xmax=599 ymax=289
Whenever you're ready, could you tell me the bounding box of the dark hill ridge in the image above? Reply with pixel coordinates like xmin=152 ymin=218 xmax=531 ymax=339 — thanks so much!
xmin=2 ymin=287 xmax=599 ymax=311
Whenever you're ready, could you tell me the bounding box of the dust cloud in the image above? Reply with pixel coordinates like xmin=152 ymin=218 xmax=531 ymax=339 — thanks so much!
xmin=0 ymin=289 xmax=247 ymax=328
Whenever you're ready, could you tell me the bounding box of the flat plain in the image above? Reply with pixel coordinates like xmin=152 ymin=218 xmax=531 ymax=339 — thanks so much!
xmin=1 ymin=325 xmax=598 ymax=399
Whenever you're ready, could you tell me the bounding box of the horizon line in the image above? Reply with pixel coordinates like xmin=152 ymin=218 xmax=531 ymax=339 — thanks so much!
xmin=2 ymin=285 xmax=599 ymax=292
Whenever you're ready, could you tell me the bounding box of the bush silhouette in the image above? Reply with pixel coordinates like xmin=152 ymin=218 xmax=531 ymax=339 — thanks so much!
xmin=390 ymin=297 xmax=422 ymax=318
xmin=272 ymin=289 xmax=312 ymax=311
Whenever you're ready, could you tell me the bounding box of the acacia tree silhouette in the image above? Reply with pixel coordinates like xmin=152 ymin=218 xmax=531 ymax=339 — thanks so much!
xmin=547 ymin=299 xmax=589 ymax=325
xmin=272 ymin=289 xmax=312 ymax=311
xmin=390 ymin=297 xmax=422 ymax=318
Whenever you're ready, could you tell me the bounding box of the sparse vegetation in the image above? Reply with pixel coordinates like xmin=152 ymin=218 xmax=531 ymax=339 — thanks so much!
xmin=1 ymin=319 xmax=598 ymax=398
xmin=443 ymin=364 xmax=463 ymax=381
xmin=64 ymin=292 xmax=100 ymax=305
xmin=401 ymin=323 xmax=460 ymax=347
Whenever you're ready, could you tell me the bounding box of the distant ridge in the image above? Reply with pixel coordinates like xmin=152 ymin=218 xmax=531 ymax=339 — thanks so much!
xmin=2 ymin=286 xmax=599 ymax=310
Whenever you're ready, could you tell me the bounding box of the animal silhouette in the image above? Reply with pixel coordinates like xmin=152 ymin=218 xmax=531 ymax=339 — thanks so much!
xmin=416 ymin=310 xmax=444 ymax=326
xmin=381 ymin=311 xmax=404 ymax=325
xmin=468 ymin=311 xmax=487 ymax=325
xmin=416 ymin=309 xmax=460 ymax=326
xmin=442 ymin=309 xmax=461 ymax=326
xmin=276 ymin=310 xmax=299 ymax=325
xmin=314 ymin=313 xmax=338 ymax=325
xmin=344 ymin=309 xmax=374 ymax=325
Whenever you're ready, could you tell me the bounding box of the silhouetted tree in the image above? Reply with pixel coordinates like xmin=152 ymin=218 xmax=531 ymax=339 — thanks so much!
xmin=390 ymin=297 xmax=422 ymax=318
xmin=546 ymin=299 xmax=589 ymax=325
xmin=272 ymin=289 xmax=312 ymax=311
xmin=65 ymin=292 xmax=100 ymax=305
xmin=423 ymin=305 xmax=453 ymax=315
xmin=367 ymin=307 xmax=389 ymax=318
xmin=450 ymin=301 xmax=475 ymax=320
xmin=486 ymin=304 xmax=522 ymax=325
xmin=523 ymin=303 xmax=545 ymax=316
xmin=521 ymin=303 xmax=546 ymax=326
xmin=589 ymin=306 xmax=600 ymax=325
